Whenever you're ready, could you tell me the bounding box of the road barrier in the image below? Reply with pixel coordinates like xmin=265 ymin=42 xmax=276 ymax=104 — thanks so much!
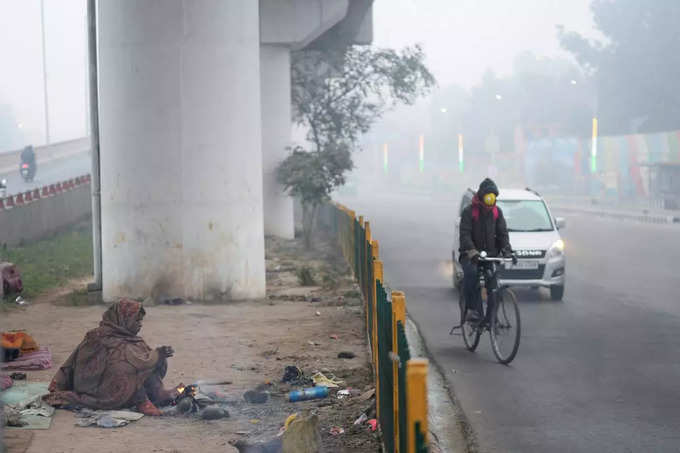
xmin=551 ymin=204 xmax=680 ymax=225
xmin=322 ymin=202 xmax=429 ymax=453
xmin=0 ymin=174 xmax=92 ymax=246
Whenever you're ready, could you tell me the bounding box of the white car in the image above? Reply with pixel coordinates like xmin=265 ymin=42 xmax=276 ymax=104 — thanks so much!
xmin=452 ymin=187 xmax=566 ymax=300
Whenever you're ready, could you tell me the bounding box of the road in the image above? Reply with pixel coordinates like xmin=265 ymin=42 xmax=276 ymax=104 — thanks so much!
xmin=341 ymin=191 xmax=680 ymax=453
xmin=0 ymin=153 xmax=91 ymax=197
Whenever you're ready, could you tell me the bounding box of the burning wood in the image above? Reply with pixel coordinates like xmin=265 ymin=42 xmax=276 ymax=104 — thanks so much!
xmin=174 ymin=384 xmax=197 ymax=402
xmin=172 ymin=384 xmax=200 ymax=414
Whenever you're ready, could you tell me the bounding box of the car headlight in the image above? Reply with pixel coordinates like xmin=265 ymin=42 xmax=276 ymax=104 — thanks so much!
xmin=547 ymin=239 xmax=565 ymax=258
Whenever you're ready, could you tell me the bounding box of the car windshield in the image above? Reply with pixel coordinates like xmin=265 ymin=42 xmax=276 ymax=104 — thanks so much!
xmin=497 ymin=200 xmax=553 ymax=232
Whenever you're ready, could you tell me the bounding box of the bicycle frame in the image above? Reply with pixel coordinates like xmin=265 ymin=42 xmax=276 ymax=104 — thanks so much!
xmin=451 ymin=254 xmax=514 ymax=332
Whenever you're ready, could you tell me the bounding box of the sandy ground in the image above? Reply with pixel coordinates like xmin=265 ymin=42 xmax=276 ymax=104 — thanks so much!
xmin=1 ymin=235 xmax=380 ymax=453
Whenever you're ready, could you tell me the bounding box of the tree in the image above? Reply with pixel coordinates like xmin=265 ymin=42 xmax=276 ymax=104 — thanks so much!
xmin=559 ymin=0 xmax=680 ymax=134
xmin=426 ymin=54 xmax=591 ymax=161
xmin=277 ymin=45 xmax=435 ymax=247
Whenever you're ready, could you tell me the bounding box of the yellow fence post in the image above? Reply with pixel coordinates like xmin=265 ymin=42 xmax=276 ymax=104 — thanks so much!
xmin=407 ymin=359 xmax=428 ymax=453
xmin=373 ymin=258 xmax=383 ymax=422
xmin=369 ymin=239 xmax=379 ymax=336
xmin=364 ymin=221 xmax=371 ymax=299
xmin=392 ymin=291 xmax=406 ymax=453
xmin=348 ymin=210 xmax=356 ymax=271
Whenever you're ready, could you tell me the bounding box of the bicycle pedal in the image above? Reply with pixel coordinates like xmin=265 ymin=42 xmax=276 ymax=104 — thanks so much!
xmin=449 ymin=325 xmax=462 ymax=335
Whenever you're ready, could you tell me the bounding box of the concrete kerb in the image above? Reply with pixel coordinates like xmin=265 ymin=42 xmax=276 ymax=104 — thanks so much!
xmin=405 ymin=314 xmax=475 ymax=453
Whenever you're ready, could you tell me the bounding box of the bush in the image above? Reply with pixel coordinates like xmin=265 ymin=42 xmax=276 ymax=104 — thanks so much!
xmin=296 ymin=266 xmax=317 ymax=286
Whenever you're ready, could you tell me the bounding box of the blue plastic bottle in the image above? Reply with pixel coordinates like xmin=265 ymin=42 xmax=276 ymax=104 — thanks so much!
xmin=288 ymin=386 xmax=329 ymax=402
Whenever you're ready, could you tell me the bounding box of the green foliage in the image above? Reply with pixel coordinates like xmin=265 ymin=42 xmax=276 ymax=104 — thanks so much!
xmin=559 ymin=0 xmax=680 ymax=134
xmin=277 ymin=143 xmax=352 ymax=207
xmin=296 ymin=266 xmax=316 ymax=287
xmin=279 ymin=45 xmax=434 ymax=247
xmin=2 ymin=223 xmax=93 ymax=299
xmin=291 ymin=45 xmax=435 ymax=151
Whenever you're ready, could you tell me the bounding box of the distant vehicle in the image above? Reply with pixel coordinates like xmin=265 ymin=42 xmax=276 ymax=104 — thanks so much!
xmin=452 ymin=187 xmax=567 ymax=300
xmin=0 ymin=178 xmax=6 ymax=198
xmin=19 ymin=162 xmax=35 ymax=182
xmin=19 ymin=145 xmax=37 ymax=182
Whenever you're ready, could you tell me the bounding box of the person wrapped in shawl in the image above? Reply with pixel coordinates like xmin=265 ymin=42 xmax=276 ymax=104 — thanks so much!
xmin=45 ymin=299 xmax=180 ymax=416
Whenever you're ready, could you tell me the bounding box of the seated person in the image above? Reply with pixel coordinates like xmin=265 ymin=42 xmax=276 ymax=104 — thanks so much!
xmin=45 ymin=299 xmax=180 ymax=416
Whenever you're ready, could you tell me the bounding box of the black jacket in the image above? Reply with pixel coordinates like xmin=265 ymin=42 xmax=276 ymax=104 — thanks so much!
xmin=459 ymin=203 xmax=511 ymax=261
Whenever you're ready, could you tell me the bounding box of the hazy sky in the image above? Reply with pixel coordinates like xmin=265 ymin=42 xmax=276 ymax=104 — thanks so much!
xmin=0 ymin=0 xmax=597 ymax=148
xmin=373 ymin=0 xmax=598 ymax=88
xmin=0 ymin=0 xmax=87 ymax=147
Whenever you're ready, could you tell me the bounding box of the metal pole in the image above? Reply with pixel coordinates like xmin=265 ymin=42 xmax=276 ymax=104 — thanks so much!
xmin=40 ymin=0 xmax=50 ymax=144
xmin=87 ymin=0 xmax=103 ymax=291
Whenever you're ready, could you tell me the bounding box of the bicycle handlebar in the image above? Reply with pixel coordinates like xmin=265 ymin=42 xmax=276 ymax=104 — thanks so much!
xmin=478 ymin=256 xmax=515 ymax=263
xmin=477 ymin=251 xmax=517 ymax=264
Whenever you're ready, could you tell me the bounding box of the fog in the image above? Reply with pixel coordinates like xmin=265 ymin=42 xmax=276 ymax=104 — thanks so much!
xmin=348 ymin=1 xmax=680 ymax=210
xmin=0 ymin=0 xmax=87 ymax=150
xmin=1 ymin=1 xmax=678 ymax=209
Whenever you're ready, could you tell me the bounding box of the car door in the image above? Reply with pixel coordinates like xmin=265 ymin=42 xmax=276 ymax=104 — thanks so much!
xmin=452 ymin=190 xmax=474 ymax=286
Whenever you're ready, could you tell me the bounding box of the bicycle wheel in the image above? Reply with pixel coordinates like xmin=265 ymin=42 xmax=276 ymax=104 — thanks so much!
xmin=459 ymin=290 xmax=481 ymax=351
xmin=490 ymin=288 xmax=521 ymax=364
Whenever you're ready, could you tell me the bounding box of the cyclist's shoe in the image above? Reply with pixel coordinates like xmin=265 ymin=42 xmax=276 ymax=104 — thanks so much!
xmin=465 ymin=311 xmax=482 ymax=324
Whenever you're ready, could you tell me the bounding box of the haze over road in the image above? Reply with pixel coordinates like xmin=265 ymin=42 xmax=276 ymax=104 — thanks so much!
xmin=341 ymin=191 xmax=680 ymax=452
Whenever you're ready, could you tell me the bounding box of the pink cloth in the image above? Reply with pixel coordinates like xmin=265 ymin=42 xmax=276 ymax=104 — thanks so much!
xmin=0 ymin=374 xmax=12 ymax=390
xmin=1 ymin=346 xmax=52 ymax=371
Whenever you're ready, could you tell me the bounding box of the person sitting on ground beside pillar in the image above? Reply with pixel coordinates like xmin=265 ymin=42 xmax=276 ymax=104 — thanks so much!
xmin=45 ymin=299 xmax=181 ymax=416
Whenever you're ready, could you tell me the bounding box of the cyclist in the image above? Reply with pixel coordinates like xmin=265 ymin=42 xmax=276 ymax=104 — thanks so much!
xmin=459 ymin=178 xmax=513 ymax=324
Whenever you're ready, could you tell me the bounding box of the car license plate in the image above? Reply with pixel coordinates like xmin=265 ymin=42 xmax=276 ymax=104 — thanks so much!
xmin=506 ymin=260 xmax=539 ymax=270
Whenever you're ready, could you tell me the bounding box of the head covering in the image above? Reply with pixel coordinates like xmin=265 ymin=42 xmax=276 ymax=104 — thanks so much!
xmin=99 ymin=299 xmax=145 ymax=338
xmin=477 ymin=178 xmax=499 ymax=197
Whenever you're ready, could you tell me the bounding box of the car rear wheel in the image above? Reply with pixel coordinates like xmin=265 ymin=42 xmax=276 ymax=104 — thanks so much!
xmin=550 ymin=284 xmax=564 ymax=301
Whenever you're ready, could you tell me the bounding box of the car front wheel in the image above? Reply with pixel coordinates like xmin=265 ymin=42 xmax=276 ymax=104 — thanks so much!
xmin=550 ymin=284 xmax=564 ymax=301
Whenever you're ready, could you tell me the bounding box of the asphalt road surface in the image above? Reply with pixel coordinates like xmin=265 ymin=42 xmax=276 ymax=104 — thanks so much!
xmin=0 ymin=153 xmax=91 ymax=197
xmin=341 ymin=191 xmax=680 ymax=453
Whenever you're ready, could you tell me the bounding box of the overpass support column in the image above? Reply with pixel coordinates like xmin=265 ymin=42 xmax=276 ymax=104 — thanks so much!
xmin=260 ymin=45 xmax=295 ymax=239
xmin=98 ymin=0 xmax=265 ymax=301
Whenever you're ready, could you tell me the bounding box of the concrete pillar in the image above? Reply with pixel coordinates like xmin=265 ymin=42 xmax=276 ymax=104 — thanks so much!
xmin=260 ymin=45 xmax=294 ymax=239
xmin=98 ymin=0 xmax=265 ymax=301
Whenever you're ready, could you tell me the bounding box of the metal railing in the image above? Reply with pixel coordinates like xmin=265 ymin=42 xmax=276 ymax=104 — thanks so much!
xmin=322 ymin=202 xmax=430 ymax=453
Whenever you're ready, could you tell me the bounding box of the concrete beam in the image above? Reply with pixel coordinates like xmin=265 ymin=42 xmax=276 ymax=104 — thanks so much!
xmin=306 ymin=0 xmax=373 ymax=50
xmin=260 ymin=0 xmax=349 ymax=49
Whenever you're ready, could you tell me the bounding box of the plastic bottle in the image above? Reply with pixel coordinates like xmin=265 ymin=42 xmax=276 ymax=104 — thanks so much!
xmin=288 ymin=386 xmax=329 ymax=402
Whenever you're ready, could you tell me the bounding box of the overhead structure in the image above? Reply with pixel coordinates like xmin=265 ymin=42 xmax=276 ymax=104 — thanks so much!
xmin=259 ymin=0 xmax=373 ymax=239
xmin=95 ymin=0 xmax=372 ymax=301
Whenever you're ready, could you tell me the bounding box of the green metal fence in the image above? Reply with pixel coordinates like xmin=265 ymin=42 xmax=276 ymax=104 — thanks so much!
xmin=321 ymin=201 xmax=430 ymax=453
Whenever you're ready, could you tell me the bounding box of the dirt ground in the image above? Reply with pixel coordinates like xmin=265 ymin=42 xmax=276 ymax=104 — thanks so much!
xmin=1 ymin=234 xmax=380 ymax=453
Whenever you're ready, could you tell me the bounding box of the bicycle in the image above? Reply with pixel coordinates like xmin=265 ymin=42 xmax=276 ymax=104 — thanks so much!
xmin=450 ymin=251 xmax=521 ymax=364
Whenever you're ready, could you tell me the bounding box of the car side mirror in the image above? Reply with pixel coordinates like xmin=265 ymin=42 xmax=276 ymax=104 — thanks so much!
xmin=555 ymin=217 xmax=566 ymax=230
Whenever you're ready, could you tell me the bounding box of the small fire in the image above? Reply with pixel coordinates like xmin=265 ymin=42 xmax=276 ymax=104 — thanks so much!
xmin=174 ymin=384 xmax=197 ymax=401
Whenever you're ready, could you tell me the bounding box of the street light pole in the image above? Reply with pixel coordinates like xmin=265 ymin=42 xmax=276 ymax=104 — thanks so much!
xmin=40 ymin=0 xmax=50 ymax=144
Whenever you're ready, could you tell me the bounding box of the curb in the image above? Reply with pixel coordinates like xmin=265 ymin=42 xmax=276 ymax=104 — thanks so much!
xmin=405 ymin=315 xmax=477 ymax=453
xmin=552 ymin=205 xmax=680 ymax=225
